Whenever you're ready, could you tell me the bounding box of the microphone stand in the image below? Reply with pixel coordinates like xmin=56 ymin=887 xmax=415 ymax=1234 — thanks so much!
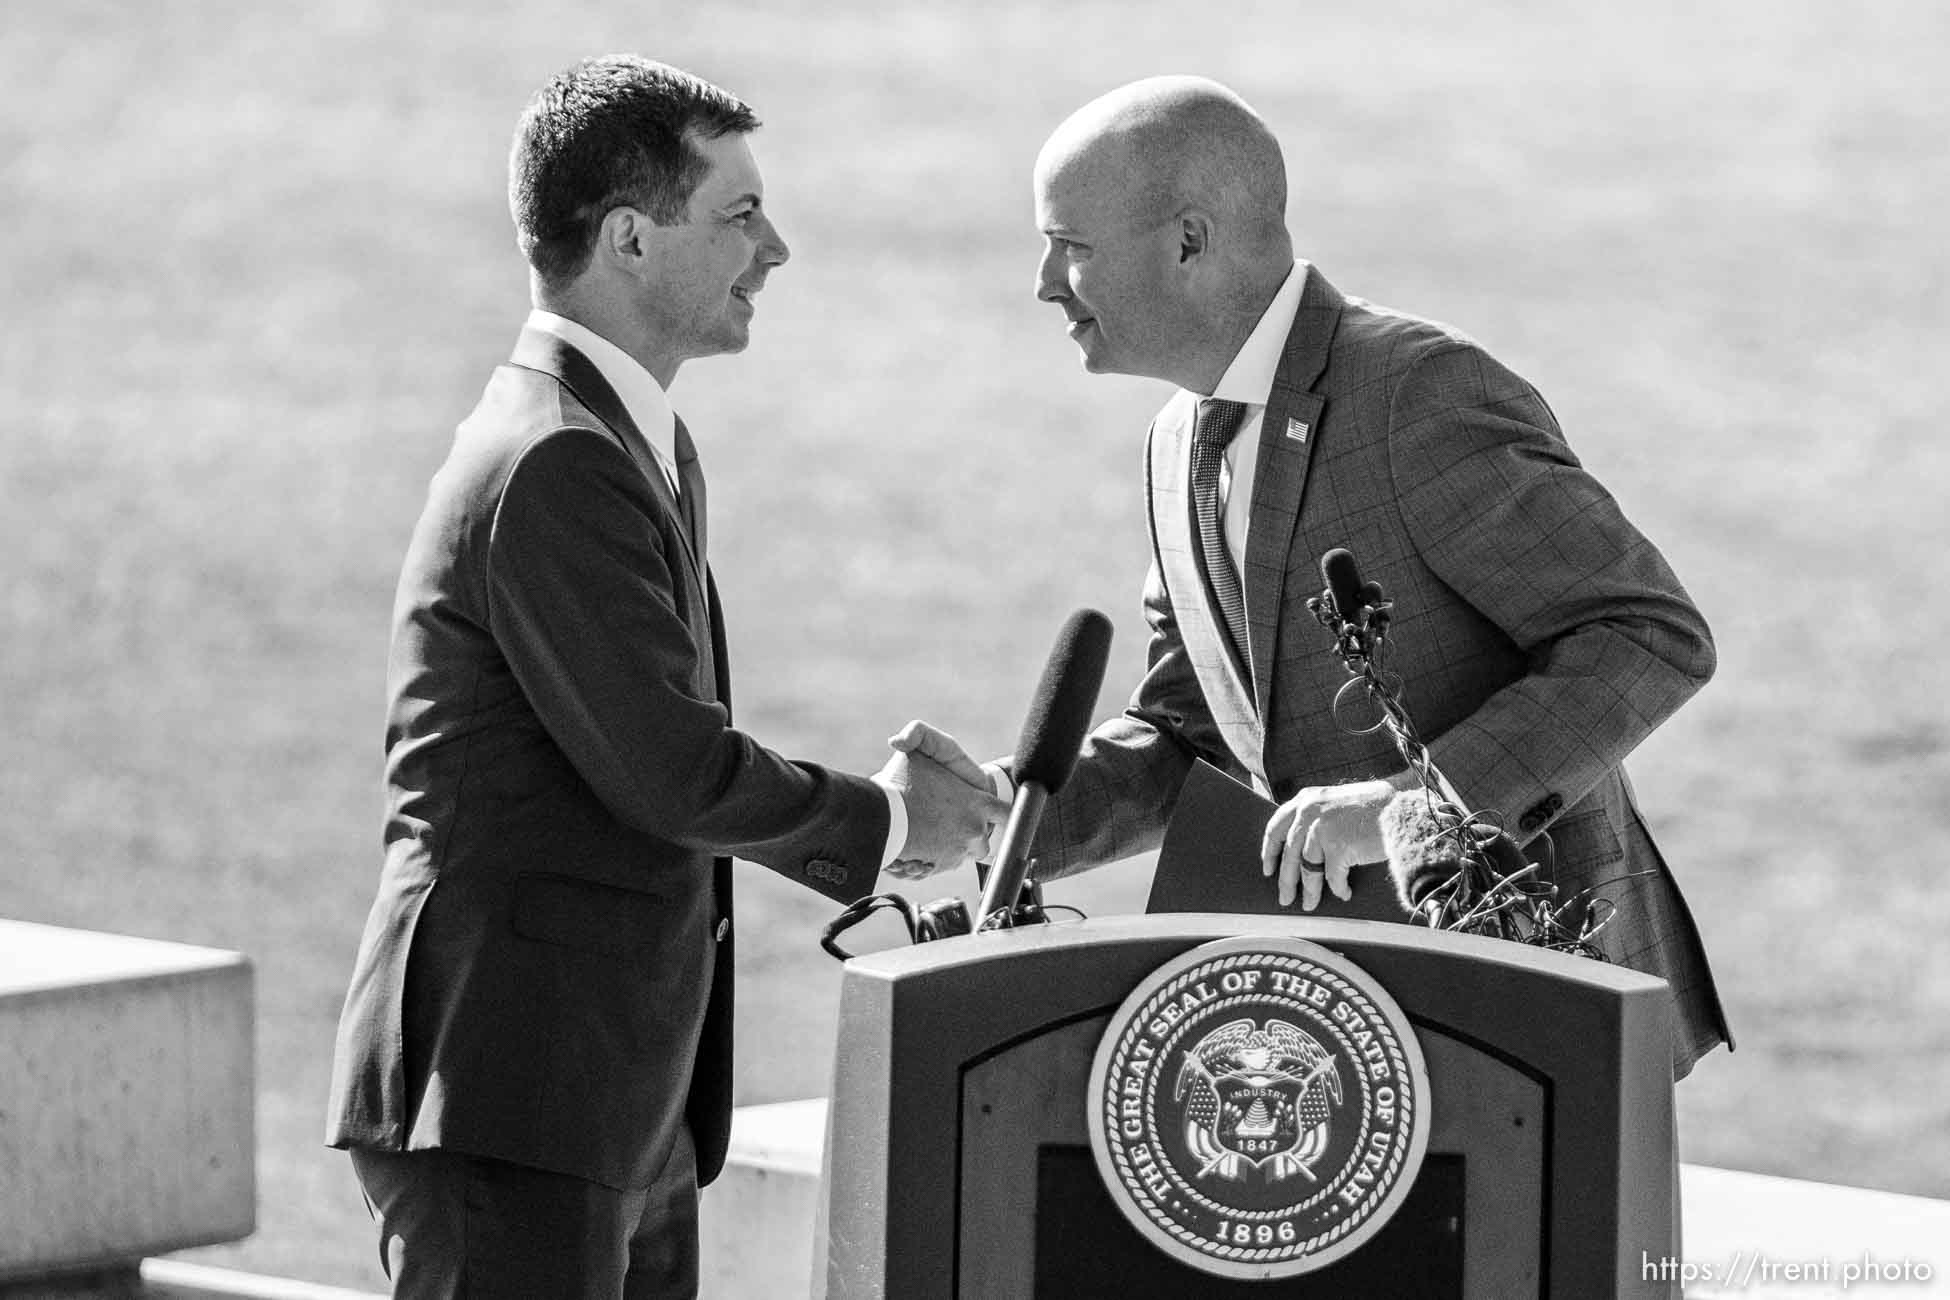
xmin=976 ymin=784 xmax=1046 ymax=930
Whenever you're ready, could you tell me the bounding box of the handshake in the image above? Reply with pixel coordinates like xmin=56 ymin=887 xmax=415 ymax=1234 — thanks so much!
xmin=872 ymin=721 xmax=1007 ymax=882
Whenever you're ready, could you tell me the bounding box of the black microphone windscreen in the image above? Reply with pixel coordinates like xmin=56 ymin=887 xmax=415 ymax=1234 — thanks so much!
xmin=1480 ymin=829 xmax=1532 ymax=880
xmin=1013 ymin=609 xmax=1114 ymax=795
xmin=1381 ymin=790 xmax=1465 ymax=912
xmin=1321 ymin=548 xmax=1365 ymax=621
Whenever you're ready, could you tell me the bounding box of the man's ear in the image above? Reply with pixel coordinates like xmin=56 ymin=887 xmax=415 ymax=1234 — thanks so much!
xmin=597 ymin=206 xmax=650 ymax=272
xmin=1178 ymin=209 xmax=1214 ymax=265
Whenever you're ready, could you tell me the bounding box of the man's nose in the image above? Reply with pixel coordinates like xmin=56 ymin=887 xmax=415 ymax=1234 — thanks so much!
xmin=757 ymin=213 xmax=789 ymax=267
xmin=1034 ymin=246 xmax=1065 ymax=303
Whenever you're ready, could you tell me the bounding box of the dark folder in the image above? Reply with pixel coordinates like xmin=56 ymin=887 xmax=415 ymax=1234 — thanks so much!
xmin=1146 ymin=760 xmax=1412 ymax=921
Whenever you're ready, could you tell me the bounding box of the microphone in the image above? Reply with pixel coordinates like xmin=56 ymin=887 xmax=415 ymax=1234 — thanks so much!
xmin=1480 ymin=827 xmax=1534 ymax=881
xmin=1317 ymin=547 xmax=1390 ymax=662
xmin=1385 ymin=789 xmax=1560 ymax=920
xmin=1321 ymin=548 xmax=1366 ymax=624
xmin=1380 ymin=790 xmax=1466 ymax=913
xmin=977 ymin=608 xmax=1114 ymax=928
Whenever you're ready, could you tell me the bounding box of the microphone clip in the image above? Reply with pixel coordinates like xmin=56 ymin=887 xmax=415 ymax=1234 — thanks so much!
xmin=974 ymin=866 xmax=1047 ymax=932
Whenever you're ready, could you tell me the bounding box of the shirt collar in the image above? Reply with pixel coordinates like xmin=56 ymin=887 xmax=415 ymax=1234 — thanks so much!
xmin=524 ymin=309 xmax=678 ymax=476
xmin=1206 ymin=260 xmax=1307 ymax=407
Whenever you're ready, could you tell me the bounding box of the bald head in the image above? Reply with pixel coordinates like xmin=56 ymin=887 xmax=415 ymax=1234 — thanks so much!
xmin=1032 ymin=77 xmax=1294 ymax=390
xmin=1036 ymin=76 xmax=1289 ymax=255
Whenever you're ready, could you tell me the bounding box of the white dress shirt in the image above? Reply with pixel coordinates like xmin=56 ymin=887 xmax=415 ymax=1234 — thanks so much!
xmin=524 ymin=310 xmax=908 ymax=866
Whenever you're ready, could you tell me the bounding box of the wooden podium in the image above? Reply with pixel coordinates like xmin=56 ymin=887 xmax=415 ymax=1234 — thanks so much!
xmin=817 ymin=913 xmax=1676 ymax=1298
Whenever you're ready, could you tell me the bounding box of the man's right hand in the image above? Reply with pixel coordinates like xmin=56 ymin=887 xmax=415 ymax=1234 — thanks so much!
xmin=875 ymin=748 xmax=1010 ymax=880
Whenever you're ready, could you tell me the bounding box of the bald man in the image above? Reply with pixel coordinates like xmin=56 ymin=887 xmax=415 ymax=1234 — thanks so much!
xmin=903 ymin=76 xmax=1728 ymax=1080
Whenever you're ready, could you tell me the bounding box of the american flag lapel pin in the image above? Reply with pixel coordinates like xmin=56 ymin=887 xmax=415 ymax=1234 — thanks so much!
xmin=1285 ymin=417 xmax=1310 ymax=443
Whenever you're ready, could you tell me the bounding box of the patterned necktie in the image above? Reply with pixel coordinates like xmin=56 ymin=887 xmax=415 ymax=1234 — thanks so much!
xmin=672 ymin=416 xmax=707 ymax=570
xmin=1189 ymin=397 xmax=1249 ymax=668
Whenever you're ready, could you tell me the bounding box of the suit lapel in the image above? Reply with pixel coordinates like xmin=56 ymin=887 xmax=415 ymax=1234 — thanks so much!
xmin=1244 ymin=264 xmax=1343 ymax=720
xmin=1159 ymin=395 xmax=1253 ymax=698
xmin=506 ymin=326 xmax=703 ymax=583
xmin=1149 ymin=396 xmax=1269 ymax=789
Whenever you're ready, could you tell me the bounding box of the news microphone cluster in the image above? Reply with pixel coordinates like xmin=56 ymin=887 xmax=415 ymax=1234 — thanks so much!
xmin=1305 ymin=548 xmax=1439 ymax=788
xmin=1308 ymin=546 xmax=1393 ymax=667
xmin=1311 ymin=548 xmax=1614 ymax=958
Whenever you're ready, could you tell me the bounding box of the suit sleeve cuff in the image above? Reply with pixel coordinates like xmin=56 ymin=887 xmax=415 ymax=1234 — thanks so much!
xmin=984 ymin=762 xmax=1015 ymax=803
xmin=874 ymin=779 xmax=908 ymax=868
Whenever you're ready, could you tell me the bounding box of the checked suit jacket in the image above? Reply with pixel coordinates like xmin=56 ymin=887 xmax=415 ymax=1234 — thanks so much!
xmin=1029 ymin=264 xmax=1731 ymax=1077
xmin=326 ymin=326 xmax=886 ymax=1191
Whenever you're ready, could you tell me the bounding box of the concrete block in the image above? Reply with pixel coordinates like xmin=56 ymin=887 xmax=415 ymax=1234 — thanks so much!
xmin=699 ymin=1099 xmax=826 ymax=1299
xmin=0 ymin=920 xmax=255 ymax=1281
xmin=1680 ymin=1164 xmax=1950 ymax=1293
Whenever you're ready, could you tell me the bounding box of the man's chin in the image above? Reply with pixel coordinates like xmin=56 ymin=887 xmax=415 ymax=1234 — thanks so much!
xmin=1078 ymin=345 xmax=1115 ymax=374
xmin=699 ymin=326 xmax=751 ymax=358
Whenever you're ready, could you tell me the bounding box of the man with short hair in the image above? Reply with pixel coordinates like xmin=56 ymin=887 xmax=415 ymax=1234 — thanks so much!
xmin=902 ymin=75 xmax=1728 ymax=1081
xmin=327 ymin=55 xmax=1002 ymax=1297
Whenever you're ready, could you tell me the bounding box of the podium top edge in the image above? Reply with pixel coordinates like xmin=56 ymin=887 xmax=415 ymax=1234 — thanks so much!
xmin=839 ymin=911 xmax=1668 ymax=994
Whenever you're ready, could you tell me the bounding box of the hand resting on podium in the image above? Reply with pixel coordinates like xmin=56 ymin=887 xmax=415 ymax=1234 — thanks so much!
xmin=1260 ymin=773 xmax=1416 ymax=911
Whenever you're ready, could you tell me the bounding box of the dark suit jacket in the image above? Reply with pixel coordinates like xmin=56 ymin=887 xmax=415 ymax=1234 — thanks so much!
xmin=1030 ymin=264 xmax=1731 ymax=1076
xmin=326 ymin=326 xmax=885 ymax=1190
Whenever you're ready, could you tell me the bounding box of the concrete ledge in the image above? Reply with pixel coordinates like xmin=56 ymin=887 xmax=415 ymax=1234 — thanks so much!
xmin=0 ymin=921 xmax=255 ymax=1283
xmin=1679 ymin=1166 xmax=1949 ymax=1294
xmin=0 ymin=1261 xmax=384 ymax=1300
xmin=137 ymin=1260 xmax=384 ymax=1300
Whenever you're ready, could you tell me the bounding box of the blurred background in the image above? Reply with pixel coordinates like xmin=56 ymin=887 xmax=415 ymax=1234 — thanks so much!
xmin=3 ymin=0 xmax=1946 ymax=1288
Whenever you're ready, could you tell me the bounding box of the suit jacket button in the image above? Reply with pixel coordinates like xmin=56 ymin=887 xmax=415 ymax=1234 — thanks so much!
xmin=715 ymin=917 xmax=731 ymax=942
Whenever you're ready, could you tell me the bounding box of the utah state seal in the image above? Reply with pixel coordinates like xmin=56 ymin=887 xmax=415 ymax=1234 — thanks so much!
xmin=1086 ymin=936 xmax=1430 ymax=1279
